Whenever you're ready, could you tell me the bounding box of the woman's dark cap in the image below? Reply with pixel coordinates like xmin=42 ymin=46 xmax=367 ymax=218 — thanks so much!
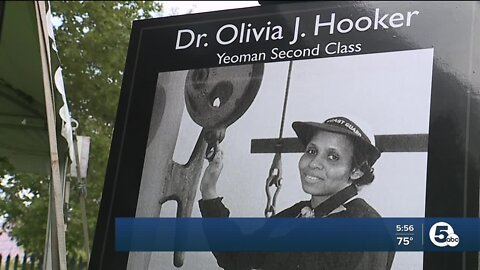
xmin=292 ymin=117 xmax=381 ymax=166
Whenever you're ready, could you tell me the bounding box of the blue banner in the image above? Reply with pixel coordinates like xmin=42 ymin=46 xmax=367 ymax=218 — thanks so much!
xmin=115 ymin=218 xmax=479 ymax=252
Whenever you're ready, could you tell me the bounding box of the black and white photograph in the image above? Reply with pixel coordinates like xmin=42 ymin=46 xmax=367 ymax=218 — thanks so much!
xmin=128 ymin=48 xmax=434 ymax=269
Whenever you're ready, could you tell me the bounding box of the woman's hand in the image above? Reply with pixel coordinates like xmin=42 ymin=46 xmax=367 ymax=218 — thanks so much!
xmin=200 ymin=148 xmax=224 ymax=200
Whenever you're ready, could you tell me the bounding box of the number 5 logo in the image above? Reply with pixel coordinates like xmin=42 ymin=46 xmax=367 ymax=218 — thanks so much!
xmin=429 ymin=222 xmax=460 ymax=247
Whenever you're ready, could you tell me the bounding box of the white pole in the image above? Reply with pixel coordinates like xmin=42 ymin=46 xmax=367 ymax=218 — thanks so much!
xmin=35 ymin=1 xmax=67 ymax=269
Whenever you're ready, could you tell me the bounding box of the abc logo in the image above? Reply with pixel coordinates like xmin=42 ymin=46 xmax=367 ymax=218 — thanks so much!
xmin=429 ymin=222 xmax=460 ymax=247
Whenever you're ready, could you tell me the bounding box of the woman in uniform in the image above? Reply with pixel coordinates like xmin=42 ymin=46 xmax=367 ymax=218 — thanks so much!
xmin=198 ymin=116 xmax=395 ymax=270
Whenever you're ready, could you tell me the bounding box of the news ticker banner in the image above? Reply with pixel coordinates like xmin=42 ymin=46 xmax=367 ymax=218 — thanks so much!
xmin=115 ymin=218 xmax=479 ymax=252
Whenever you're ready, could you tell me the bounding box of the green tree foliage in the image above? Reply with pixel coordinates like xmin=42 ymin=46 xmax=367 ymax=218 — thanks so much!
xmin=0 ymin=159 xmax=49 ymax=256
xmin=0 ymin=1 xmax=162 ymax=259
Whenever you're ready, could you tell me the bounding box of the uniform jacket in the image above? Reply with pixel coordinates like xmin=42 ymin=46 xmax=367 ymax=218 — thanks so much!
xmin=199 ymin=196 xmax=395 ymax=270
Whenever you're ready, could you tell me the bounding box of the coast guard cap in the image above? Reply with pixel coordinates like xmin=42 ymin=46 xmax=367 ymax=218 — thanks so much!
xmin=292 ymin=117 xmax=381 ymax=166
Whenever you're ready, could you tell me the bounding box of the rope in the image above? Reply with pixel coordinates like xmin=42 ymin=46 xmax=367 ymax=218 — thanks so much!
xmin=264 ymin=61 xmax=293 ymax=217
xmin=278 ymin=61 xmax=293 ymax=139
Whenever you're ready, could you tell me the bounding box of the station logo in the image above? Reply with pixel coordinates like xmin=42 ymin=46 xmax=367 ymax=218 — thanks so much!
xmin=429 ymin=222 xmax=460 ymax=247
